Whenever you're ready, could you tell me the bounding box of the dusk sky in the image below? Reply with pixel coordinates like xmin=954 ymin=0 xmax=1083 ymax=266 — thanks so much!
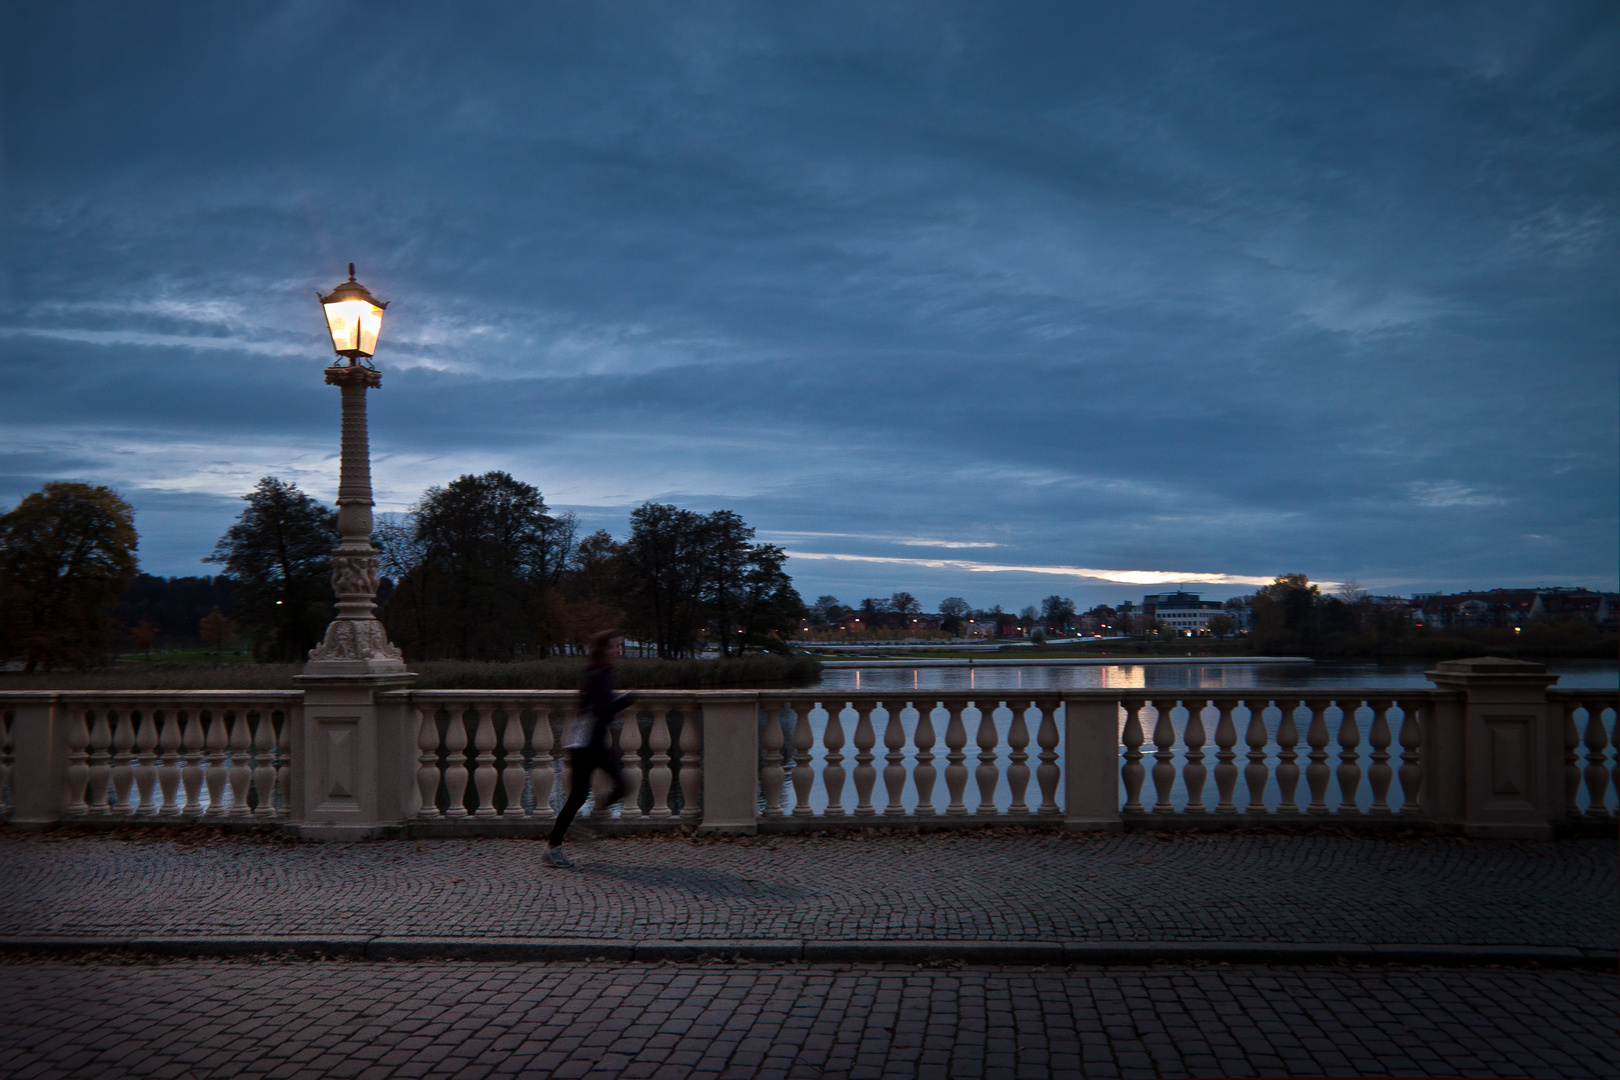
xmin=4 ymin=2 xmax=1616 ymax=613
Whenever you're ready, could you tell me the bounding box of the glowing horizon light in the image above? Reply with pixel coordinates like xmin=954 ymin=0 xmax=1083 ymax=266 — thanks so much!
xmin=781 ymin=550 xmax=1320 ymax=589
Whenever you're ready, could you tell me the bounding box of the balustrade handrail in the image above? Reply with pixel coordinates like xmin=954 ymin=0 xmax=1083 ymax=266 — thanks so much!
xmin=755 ymin=688 xmax=1457 ymax=701
xmin=0 ymin=690 xmax=304 ymax=702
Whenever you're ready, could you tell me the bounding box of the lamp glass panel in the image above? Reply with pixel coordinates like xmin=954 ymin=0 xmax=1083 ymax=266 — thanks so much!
xmin=323 ymin=299 xmax=368 ymax=353
xmin=358 ymin=304 xmax=384 ymax=356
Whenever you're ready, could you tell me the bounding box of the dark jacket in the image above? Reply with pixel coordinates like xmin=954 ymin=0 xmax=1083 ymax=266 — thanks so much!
xmin=578 ymin=664 xmax=636 ymax=752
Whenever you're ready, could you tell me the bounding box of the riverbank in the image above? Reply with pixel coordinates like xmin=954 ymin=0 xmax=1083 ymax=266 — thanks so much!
xmin=0 ymin=654 xmax=823 ymax=691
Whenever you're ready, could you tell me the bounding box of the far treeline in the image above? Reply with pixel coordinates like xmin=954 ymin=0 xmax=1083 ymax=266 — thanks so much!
xmin=0 ymin=474 xmax=804 ymax=670
xmin=1241 ymin=574 xmax=1616 ymax=660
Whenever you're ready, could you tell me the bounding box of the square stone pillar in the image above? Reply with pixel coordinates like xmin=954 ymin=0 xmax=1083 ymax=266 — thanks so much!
xmin=1425 ymin=657 xmax=1561 ymax=839
xmin=1062 ymin=695 xmax=1123 ymax=831
xmin=6 ymin=694 xmax=67 ymax=827
xmin=697 ymin=693 xmax=761 ymax=834
xmin=289 ymin=674 xmax=416 ymax=839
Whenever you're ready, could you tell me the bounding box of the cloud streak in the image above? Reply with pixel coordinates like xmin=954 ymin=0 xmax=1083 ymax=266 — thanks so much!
xmin=783 ymin=550 xmax=1292 ymax=589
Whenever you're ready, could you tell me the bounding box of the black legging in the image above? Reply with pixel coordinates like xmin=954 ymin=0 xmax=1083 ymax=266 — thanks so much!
xmin=549 ymin=747 xmax=627 ymax=845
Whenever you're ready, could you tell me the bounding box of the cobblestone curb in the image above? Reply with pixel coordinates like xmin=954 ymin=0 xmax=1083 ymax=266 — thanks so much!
xmin=3 ymin=934 xmax=1614 ymax=969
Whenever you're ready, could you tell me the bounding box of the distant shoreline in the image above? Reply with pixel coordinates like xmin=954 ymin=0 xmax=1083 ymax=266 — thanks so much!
xmin=820 ymin=656 xmax=1312 ymax=668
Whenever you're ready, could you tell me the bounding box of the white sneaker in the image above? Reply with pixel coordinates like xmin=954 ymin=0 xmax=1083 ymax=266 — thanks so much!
xmin=542 ymin=846 xmax=574 ymax=868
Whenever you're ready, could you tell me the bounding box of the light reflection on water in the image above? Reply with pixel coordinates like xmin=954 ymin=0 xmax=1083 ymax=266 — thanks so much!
xmin=818 ymin=659 xmax=1619 ymax=692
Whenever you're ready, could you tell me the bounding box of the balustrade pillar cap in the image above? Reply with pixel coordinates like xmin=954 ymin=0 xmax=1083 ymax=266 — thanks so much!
xmin=1426 ymin=655 xmax=1557 ymax=688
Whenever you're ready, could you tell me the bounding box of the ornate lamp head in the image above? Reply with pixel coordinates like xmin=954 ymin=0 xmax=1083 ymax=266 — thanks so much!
xmin=318 ymin=263 xmax=388 ymax=364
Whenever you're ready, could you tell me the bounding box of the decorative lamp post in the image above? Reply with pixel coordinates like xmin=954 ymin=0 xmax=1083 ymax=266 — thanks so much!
xmin=304 ymin=264 xmax=407 ymax=675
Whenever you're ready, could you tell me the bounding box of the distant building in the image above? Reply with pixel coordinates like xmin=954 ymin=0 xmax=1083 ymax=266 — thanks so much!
xmin=1141 ymin=591 xmax=1226 ymax=635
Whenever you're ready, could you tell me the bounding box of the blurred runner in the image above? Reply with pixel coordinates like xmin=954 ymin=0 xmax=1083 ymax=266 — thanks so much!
xmin=543 ymin=629 xmax=635 ymax=868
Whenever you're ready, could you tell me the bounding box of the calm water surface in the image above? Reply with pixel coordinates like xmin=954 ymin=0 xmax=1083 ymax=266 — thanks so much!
xmin=812 ymin=659 xmax=1619 ymax=692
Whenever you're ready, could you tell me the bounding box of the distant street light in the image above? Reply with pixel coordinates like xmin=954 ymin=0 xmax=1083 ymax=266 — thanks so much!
xmin=304 ymin=264 xmax=407 ymax=676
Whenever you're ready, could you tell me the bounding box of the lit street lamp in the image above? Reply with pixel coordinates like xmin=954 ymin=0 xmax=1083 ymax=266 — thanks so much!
xmin=304 ymin=264 xmax=407 ymax=675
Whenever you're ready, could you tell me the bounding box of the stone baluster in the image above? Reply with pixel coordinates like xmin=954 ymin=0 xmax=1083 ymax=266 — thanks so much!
xmin=851 ymin=702 xmax=878 ymax=816
xmin=500 ymin=707 xmax=528 ymax=818
xmin=416 ymin=705 xmax=443 ymax=818
xmin=64 ymin=710 xmax=90 ymax=816
xmin=1582 ymin=700 xmax=1612 ymax=819
xmin=791 ymin=703 xmax=816 ymax=816
xmin=1303 ymin=699 xmax=1332 ymax=814
xmin=679 ymin=707 xmax=703 ymax=824
xmin=469 ymin=706 xmax=497 ymax=817
xmin=1561 ymin=700 xmax=1582 ymax=817
xmin=942 ymin=701 xmax=969 ymax=816
xmin=158 ymin=711 xmax=183 ymax=816
xmin=227 ymin=711 xmax=253 ymax=818
xmin=1275 ymin=700 xmax=1302 ymax=813
xmin=251 ymin=713 xmax=277 ymax=817
xmin=822 ymin=703 xmax=848 ymax=817
xmin=133 ymin=711 xmax=159 ymax=816
xmin=111 ymin=711 xmax=136 ymax=816
xmin=86 ymin=710 xmax=113 ymax=815
xmin=913 ymin=702 xmax=939 ymax=818
xmin=1034 ymin=700 xmax=1060 ymax=817
xmin=1121 ymin=699 xmax=1147 ymax=814
xmin=647 ymin=706 xmax=674 ymax=819
xmin=202 ymin=712 xmax=227 ymax=816
xmin=1213 ymin=700 xmax=1239 ymax=814
xmin=0 ymin=710 xmax=9 ymax=815
xmin=880 ymin=700 xmax=908 ymax=817
xmin=1396 ymin=699 xmax=1424 ymax=815
xmin=442 ymin=708 xmax=470 ymax=818
xmin=531 ymin=709 xmax=556 ymax=820
xmin=275 ymin=709 xmax=291 ymax=819
xmin=1006 ymin=701 xmax=1032 ymax=815
xmin=761 ymin=704 xmax=788 ymax=818
xmin=275 ymin=709 xmax=291 ymax=818
xmin=618 ymin=706 xmax=643 ymax=820
xmin=179 ymin=713 xmax=203 ymax=816
xmin=1242 ymin=700 xmax=1270 ymax=814
xmin=1149 ymin=699 xmax=1178 ymax=814
xmin=1366 ymin=701 xmax=1393 ymax=815
xmin=1182 ymin=699 xmax=1208 ymax=815
xmin=0 ymin=710 xmax=11 ymax=815
xmin=558 ymin=735 xmax=573 ymax=818
xmin=1335 ymin=699 xmax=1363 ymax=814
xmin=974 ymin=702 xmax=1002 ymax=815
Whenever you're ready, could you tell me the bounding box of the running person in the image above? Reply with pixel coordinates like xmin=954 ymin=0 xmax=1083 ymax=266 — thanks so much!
xmin=544 ymin=629 xmax=636 ymax=868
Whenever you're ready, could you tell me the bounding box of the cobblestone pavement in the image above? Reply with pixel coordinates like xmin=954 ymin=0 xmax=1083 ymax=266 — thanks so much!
xmin=2 ymin=956 xmax=1615 ymax=1079
xmin=1 ymin=830 xmax=1614 ymax=949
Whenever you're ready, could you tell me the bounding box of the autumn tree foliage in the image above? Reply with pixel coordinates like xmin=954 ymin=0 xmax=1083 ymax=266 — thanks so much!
xmin=0 ymin=482 xmax=138 ymax=670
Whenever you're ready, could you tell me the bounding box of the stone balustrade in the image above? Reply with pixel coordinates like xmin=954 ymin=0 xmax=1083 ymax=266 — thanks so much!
xmin=751 ymin=693 xmax=1437 ymax=826
xmin=0 ymin=692 xmax=299 ymax=821
xmin=0 ymin=660 xmax=1613 ymax=838
xmin=1551 ymin=690 xmax=1617 ymax=822
xmin=405 ymin=692 xmax=702 ymax=828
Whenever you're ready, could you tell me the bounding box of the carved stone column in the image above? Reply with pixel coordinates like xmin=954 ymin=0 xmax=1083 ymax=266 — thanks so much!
xmin=304 ymin=364 xmax=407 ymax=676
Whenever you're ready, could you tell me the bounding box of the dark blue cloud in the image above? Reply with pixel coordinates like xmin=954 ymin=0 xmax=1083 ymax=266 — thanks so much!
xmin=2 ymin=1 xmax=1615 ymax=609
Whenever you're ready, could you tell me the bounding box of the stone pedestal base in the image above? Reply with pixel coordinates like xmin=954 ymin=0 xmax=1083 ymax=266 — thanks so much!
xmin=287 ymin=672 xmax=417 ymax=838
